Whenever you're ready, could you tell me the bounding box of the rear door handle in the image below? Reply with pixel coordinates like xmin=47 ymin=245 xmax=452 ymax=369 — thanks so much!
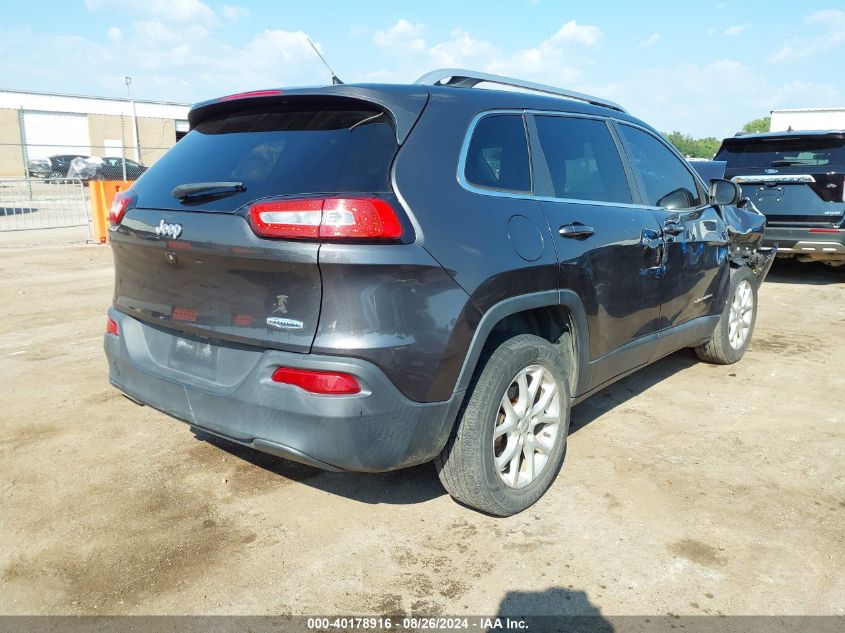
xmin=663 ymin=216 xmax=685 ymax=236
xmin=559 ymin=223 xmax=595 ymax=239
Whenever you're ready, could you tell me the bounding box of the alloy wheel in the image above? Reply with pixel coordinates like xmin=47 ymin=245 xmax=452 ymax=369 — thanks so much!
xmin=728 ymin=279 xmax=754 ymax=350
xmin=493 ymin=364 xmax=561 ymax=489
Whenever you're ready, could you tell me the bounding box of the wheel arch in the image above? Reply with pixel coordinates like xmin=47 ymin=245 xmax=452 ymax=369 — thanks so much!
xmin=453 ymin=290 xmax=591 ymax=399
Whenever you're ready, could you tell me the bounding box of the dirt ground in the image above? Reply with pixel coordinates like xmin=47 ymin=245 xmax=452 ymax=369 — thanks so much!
xmin=1 ymin=244 xmax=843 ymax=617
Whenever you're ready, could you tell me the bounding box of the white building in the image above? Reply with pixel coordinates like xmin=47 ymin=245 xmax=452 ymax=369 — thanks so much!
xmin=770 ymin=107 xmax=845 ymax=132
xmin=0 ymin=88 xmax=190 ymax=177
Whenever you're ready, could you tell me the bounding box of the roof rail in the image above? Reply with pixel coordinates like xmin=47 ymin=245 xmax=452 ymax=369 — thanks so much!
xmin=415 ymin=68 xmax=627 ymax=113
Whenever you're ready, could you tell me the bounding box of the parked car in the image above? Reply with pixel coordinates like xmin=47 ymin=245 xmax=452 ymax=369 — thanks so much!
xmin=716 ymin=130 xmax=845 ymax=266
xmin=63 ymin=156 xmax=147 ymax=184
xmin=46 ymin=154 xmax=88 ymax=178
xmin=104 ymin=70 xmax=775 ymax=515
xmin=95 ymin=157 xmax=148 ymax=181
xmin=67 ymin=156 xmax=104 ymax=183
xmin=26 ymin=158 xmax=52 ymax=178
xmin=687 ymin=158 xmax=728 ymax=183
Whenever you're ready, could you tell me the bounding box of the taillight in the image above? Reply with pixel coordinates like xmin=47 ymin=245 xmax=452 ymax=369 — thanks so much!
xmin=109 ymin=190 xmax=137 ymax=225
xmin=106 ymin=317 xmax=119 ymax=336
xmin=249 ymin=199 xmax=323 ymax=239
xmin=271 ymin=367 xmax=361 ymax=395
xmin=248 ymin=198 xmax=403 ymax=241
xmin=809 ymin=228 xmax=842 ymax=233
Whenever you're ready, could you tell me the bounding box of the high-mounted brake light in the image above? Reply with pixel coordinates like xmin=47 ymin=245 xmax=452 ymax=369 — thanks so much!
xmin=271 ymin=367 xmax=361 ymax=395
xmin=109 ymin=190 xmax=137 ymax=225
xmin=219 ymin=89 xmax=283 ymax=101
xmin=106 ymin=317 xmax=119 ymax=336
xmin=248 ymin=198 xmax=403 ymax=241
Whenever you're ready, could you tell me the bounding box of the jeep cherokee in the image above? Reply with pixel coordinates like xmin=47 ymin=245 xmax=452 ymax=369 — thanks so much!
xmin=104 ymin=69 xmax=774 ymax=515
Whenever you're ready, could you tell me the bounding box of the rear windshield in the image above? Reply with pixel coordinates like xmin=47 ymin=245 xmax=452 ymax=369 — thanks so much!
xmin=132 ymin=103 xmax=398 ymax=211
xmin=716 ymin=137 xmax=845 ymax=171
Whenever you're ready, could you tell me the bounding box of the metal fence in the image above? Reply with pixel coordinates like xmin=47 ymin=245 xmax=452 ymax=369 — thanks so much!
xmin=0 ymin=178 xmax=90 ymax=234
xmin=0 ymin=141 xmax=175 ymax=237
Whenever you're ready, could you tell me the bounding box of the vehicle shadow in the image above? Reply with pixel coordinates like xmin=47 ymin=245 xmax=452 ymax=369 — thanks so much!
xmin=495 ymin=587 xmax=612 ymax=632
xmin=191 ymin=429 xmax=447 ymax=505
xmin=764 ymin=257 xmax=844 ymax=285
xmin=192 ymin=349 xmax=701 ymax=506
xmin=569 ymin=349 xmax=699 ymax=433
xmin=0 ymin=206 xmax=39 ymax=216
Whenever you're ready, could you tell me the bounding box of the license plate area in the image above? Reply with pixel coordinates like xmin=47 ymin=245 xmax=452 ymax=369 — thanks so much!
xmin=168 ymin=335 xmax=220 ymax=380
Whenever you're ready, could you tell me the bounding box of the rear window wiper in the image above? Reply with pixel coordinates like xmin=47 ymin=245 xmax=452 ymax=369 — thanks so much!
xmin=770 ymin=159 xmax=814 ymax=166
xmin=172 ymin=181 xmax=246 ymax=200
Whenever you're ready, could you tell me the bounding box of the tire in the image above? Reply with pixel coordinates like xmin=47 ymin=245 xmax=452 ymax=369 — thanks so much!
xmin=435 ymin=334 xmax=571 ymax=516
xmin=695 ymin=266 xmax=758 ymax=364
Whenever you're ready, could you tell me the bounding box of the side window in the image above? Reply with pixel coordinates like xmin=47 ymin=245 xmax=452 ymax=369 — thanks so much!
xmin=618 ymin=125 xmax=702 ymax=209
xmin=464 ymin=114 xmax=531 ymax=193
xmin=534 ymin=116 xmax=632 ymax=204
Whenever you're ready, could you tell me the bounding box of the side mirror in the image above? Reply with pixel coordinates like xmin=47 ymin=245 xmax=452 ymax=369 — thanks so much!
xmin=709 ymin=179 xmax=741 ymax=206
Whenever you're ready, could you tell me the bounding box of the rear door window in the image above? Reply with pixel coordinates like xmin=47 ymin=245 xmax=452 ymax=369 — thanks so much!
xmin=618 ymin=124 xmax=703 ymax=209
xmin=464 ymin=114 xmax=532 ymax=193
xmin=533 ymin=115 xmax=632 ymax=204
xmin=131 ymin=103 xmax=398 ymax=212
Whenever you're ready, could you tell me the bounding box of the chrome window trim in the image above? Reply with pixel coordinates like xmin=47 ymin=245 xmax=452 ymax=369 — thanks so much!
xmin=457 ymin=109 xmax=656 ymax=211
xmin=457 ymin=110 xmax=534 ymax=196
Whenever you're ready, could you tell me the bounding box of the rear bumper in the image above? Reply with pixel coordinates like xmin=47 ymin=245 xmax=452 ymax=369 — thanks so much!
xmin=104 ymin=309 xmax=461 ymax=472
xmin=764 ymin=226 xmax=845 ymax=259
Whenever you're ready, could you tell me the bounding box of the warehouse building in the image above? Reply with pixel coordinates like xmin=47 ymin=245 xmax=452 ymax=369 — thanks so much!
xmin=770 ymin=107 xmax=845 ymax=132
xmin=0 ymin=89 xmax=190 ymax=178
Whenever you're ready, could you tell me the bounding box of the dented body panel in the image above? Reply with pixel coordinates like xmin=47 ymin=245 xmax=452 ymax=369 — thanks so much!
xmin=722 ymin=199 xmax=777 ymax=283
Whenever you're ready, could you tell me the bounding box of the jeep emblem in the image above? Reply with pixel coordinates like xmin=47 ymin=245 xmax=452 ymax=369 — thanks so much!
xmin=155 ymin=219 xmax=183 ymax=239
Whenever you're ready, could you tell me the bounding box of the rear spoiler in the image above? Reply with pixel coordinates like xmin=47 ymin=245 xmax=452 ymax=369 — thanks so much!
xmin=188 ymin=84 xmax=430 ymax=144
xmin=723 ymin=131 xmax=845 ymax=144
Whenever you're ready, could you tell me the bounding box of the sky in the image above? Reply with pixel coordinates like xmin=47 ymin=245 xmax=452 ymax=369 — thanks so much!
xmin=1 ymin=0 xmax=844 ymax=138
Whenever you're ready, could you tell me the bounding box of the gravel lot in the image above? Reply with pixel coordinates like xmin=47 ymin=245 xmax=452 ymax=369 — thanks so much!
xmin=1 ymin=244 xmax=843 ymax=616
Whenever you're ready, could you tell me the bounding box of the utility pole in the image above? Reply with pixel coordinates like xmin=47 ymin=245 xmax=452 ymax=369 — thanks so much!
xmin=125 ymin=76 xmax=140 ymax=168
xmin=120 ymin=105 xmax=127 ymax=181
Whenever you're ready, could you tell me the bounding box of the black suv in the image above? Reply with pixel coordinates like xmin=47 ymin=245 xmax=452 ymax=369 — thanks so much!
xmin=716 ymin=130 xmax=845 ymax=266
xmin=104 ymin=70 xmax=774 ymax=515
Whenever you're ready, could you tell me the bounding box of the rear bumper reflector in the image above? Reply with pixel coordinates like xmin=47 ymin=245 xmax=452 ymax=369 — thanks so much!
xmin=271 ymin=367 xmax=361 ymax=395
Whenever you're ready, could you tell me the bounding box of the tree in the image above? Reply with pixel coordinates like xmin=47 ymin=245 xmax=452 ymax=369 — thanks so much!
xmin=662 ymin=131 xmax=722 ymax=159
xmin=742 ymin=117 xmax=771 ymax=133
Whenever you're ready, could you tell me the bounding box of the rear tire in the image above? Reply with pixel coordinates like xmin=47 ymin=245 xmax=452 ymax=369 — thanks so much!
xmin=695 ymin=266 xmax=758 ymax=364
xmin=435 ymin=334 xmax=570 ymax=516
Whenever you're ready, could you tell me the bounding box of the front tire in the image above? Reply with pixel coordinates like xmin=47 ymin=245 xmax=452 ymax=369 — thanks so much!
xmin=695 ymin=266 xmax=758 ymax=364
xmin=435 ymin=334 xmax=570 ymax=516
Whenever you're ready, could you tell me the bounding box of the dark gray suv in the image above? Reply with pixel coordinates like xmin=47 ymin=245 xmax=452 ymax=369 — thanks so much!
xmin=104 ymin=70 xmax=774 ymax=515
